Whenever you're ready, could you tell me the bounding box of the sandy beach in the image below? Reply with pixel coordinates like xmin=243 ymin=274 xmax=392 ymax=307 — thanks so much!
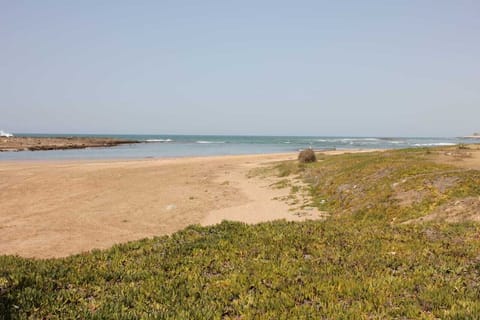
xmin=0 ymin=153 xmax=327 ymax=258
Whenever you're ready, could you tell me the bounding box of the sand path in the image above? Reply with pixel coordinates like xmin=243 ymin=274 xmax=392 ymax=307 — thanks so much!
xmin=0 ymin=153 xmax=322 ymax=258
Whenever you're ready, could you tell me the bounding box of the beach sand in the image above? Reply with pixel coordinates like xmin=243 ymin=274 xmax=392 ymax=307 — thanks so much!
xmin=0 ymin=153 xmax=326 ymax=258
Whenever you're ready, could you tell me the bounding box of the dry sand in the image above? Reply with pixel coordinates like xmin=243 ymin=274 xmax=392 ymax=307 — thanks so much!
xmin=0 ymin=153 xmax=324 ymax=258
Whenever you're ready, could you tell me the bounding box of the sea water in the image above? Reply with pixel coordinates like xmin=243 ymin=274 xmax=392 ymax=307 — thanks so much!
xmin=0 ymin=134 xmax=475 ymax=161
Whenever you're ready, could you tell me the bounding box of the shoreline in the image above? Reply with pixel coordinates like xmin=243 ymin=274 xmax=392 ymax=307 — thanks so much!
xmin=0 ymin=135 xmax=474 ymax=161
xmin=0 ymin=148 xmax=382 ymax=164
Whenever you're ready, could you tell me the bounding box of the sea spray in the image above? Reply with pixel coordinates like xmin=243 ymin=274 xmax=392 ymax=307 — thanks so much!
xmin=145 ymin=139 xmax=173 ymax=143
xmin=0 ymin=130 xmax=13 ymax=137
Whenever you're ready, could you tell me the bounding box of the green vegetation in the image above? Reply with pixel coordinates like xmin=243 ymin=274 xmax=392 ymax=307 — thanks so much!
xmin=2 ymin=148 xmax=480 ymax=319
xmin=303 ymin=149 xmax=479 ymax=222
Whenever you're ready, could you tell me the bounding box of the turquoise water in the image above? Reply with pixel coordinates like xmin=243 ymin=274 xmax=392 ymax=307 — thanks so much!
xmin=0 ymin=134 xmax=475 ymax=160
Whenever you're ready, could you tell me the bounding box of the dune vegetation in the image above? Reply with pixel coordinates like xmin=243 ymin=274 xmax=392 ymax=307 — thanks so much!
xmin=2 ymin=146 xmax=480 ymax=319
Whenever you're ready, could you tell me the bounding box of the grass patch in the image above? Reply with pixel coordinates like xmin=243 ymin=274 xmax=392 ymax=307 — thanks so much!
xmin=284 ymin=149 xmax=480 ymax=223
xmin=270 ymin=178 xmax=290 ymax=189
xmin=2 ymin=221 xmax=480 ymax=319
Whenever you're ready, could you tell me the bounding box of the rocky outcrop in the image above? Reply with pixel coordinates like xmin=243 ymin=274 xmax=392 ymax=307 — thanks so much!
xmin=0 ymin=137 xmax=139 ymax=152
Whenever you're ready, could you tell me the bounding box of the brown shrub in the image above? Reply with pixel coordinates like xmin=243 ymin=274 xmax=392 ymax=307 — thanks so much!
xmin=298 ymin=149 xmax=317 ymax=163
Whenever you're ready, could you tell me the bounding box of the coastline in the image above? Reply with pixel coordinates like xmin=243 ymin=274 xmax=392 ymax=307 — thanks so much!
xmin=0 ymin=135 xmax=474 ymax=161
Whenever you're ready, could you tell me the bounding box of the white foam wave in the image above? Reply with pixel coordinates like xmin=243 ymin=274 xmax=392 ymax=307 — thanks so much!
xmin=341 ymin=138 xmax=380 ymax=142
xmin=0 ymin=130 xmax=13 ymax=137
xmin=145 ymin=139 xmax=173 ymax=143
xmin=317 ymin=138 xmax=381 ymax=143
xmin=196 ymin=140 xmax=225 ymax=144
xmin=413 ymin=143 xmax=456 ymax=147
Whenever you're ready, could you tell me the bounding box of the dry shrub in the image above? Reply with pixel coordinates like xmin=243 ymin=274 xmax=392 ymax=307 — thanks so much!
xmin=298 ymin=149 xmax=317 ymax=163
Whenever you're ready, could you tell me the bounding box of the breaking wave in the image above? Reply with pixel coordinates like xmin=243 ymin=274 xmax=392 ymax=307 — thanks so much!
xmin=196 ymin=141 xmax=225 ymax=144
xmin=0 ymin=130 xmax=13 ymax=137
xmin=413 ymin=143 xmax=456 ymax=147
xmin=145 ymin=139 xmax=173 ymax=143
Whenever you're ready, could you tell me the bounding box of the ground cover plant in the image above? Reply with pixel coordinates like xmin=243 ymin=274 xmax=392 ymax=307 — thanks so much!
xmin=1 ymin=147 xmax=480 ymax=319
xmin=292 ymin=147 xmax=480 ymax=223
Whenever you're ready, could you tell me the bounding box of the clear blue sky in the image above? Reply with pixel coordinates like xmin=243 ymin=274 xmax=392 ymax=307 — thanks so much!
xmin=1 ymin=1 xmax=479 ymax=136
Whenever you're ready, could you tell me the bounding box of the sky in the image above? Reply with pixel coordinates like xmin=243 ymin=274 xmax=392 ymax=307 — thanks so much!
xmin=1 ymin=1 xmax=479 ymax=137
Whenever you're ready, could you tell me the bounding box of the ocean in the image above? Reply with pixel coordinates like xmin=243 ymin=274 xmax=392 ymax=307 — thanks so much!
xmin=0 ymin=134 xmax=475 ymax=161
